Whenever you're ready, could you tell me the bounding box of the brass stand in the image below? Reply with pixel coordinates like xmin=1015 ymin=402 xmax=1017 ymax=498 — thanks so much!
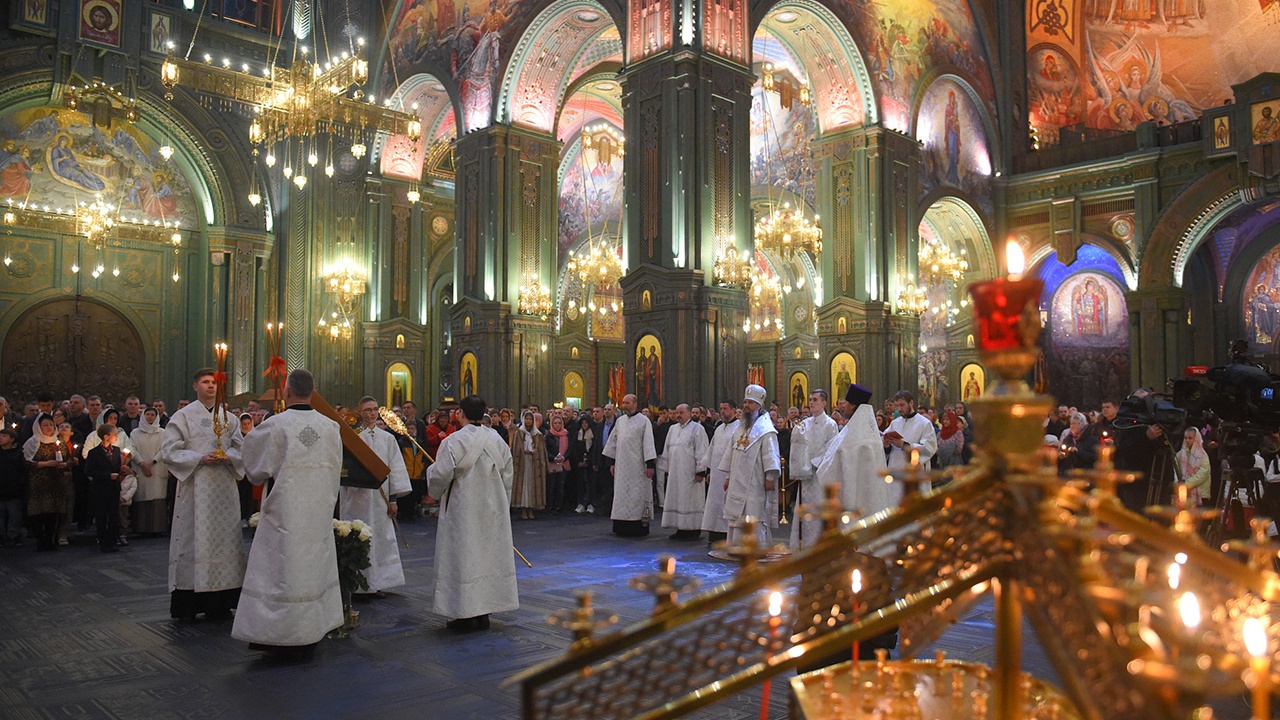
xmin=995 ymin=576 xmax=1024 ymax=720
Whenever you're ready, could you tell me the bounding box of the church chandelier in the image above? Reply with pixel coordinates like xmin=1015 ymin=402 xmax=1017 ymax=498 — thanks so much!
xmin=159 ymin=0 xmax=421 ymax=203
xmin=917 ymin=239 xmax=969 ymax=326
xmin=896 ymin=274 xmax=928 ymax=316
xmin=743 ymin=273 xmax=783 ymax=334
xmin=563 ymin=112 xmax=626 ymax=326
xmin=752 ymin=64 xmax=821 ymax=262
xmin=713 ymin=238 xmax=753 ymax=288
xmin=518 ymin=272 xmax=554 ymax=320
xmin=317 ymin=257 xmax=366 ymax=341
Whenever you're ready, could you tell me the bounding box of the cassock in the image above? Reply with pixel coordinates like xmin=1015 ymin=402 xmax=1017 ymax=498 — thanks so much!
xmin=700 ymin=419 xmax=740 ymax=536
xmin=885 ymin=411 xmax=938 ymax=491
xmin=339 ymin=425 xmax=412 ymax=593
xmin=800 ymin=405 xmax=893 ymax=550
xmin=160 ymin=401 xmax=246 ymax=619
xmin=602 ymin=412 xmax=657 ymax=536
xmin=660 ymin=420 xmax=710 ymax=532
xmin=720 ymin=413 xmax=780 ymax=547
xmin=232 ymin=406 xmax=343 ymax=647
xmin=426 ymin=423 xmax=518 ymax=621
xmin=787 ymin=411 xmax=840 ymax=550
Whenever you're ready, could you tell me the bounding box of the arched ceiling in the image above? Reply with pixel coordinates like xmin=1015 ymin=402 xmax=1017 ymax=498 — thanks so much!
xmin=498 ymin=0 xmax=620 ymax=134
xmin=556 ymin=80 xmax=623 ymax=146
xmin=919 ymin=196 xmax=995 ymax=280
xmin=755 ymin=1 xmax=876 ymax=134
xmin=381 ymin=74 xmax=458 ymax=182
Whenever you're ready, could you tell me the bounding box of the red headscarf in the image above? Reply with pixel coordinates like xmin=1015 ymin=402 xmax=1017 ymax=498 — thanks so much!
xmin=940 ymin=410 xmax=961 ymax=440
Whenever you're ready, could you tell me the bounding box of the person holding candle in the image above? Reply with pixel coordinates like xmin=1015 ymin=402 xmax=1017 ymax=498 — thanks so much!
xmin=85 ymin=425 xmax=132 ymax=553
xmin=721 ymin=385 xmax=782 ymax=548
xmin=22 ymin=413 xmax=71 ymax=551
xmin=1175 ymin=427 xmax=1211 ymax=507
xmin=161 ymin=368 xmax=247 ymax=621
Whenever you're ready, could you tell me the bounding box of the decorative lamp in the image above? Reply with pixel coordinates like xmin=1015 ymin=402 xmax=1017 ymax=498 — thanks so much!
xmin=351 ymin=142 xmax=367 ymax=159
xmin=159 ymin=145 xmax=174 ymax=161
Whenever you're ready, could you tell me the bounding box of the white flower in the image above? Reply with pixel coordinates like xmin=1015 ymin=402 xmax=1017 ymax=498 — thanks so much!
xmin=332 ymin=518 xmax=342 ymax=529
xmin=358 ymin=528 xmax=372 ymax=542
xmin=248 ymin=512 xmax=260 ymax=528
xmin=335 ymin=521 xmax=352 ymax=537
xmin=350 ymin=519 xmax=368 ymax=532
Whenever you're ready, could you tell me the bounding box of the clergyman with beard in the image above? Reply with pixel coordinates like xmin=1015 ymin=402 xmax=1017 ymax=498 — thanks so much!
xmin=720 ymin=384 xmax=781 ymax=548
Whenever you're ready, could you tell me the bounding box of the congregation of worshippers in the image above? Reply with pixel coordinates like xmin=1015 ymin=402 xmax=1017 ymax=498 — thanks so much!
xmin=0 ymin=370 xmax=1237 ymax=651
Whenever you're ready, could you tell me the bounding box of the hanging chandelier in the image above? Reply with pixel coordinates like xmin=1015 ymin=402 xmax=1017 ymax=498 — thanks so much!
xmin=754 ymin=202 xmax=822 ymax=260
xmin=159 ymin=2 xmax=420 ymax=201
xmin=919 ymin=241 xmax=969 ymax=285
xmin=518 ymin=273 xmax=553 ymax=319
xmin=896 ymin=276 xmax=929 ymax=316
xmin=78 ymin=196 xmax=116 ymax=250
xmin=744 ymin=274 xmax=783 ymax=334
xmin=316 ymin=258 xmax=366 ymax=340
xmin=567 ymin=237 xmax=625 ymax=290
xmin=713 ymin=240 xmax=753 ymax=288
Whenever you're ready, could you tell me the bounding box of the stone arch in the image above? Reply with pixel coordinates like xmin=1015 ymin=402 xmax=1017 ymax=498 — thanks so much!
xmin=497 ymin=0 xmax=622 ymax=134
xmin=1138 ymin=163 xmax=1241 ymax=289
xmin=380 ymin=72 xmax=463 ymax=182
xmin=1026 ymin=234 xmax=1138 ymax=291
xmin=752 ymin=0 xmax=878 ymax=133
xmin=918 ymin=195 xmax=996 ymax=282
xmin=910 ymin=72 xmax=1001 ymax=174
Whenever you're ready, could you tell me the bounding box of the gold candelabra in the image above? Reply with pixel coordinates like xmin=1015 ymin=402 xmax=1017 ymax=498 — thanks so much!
xmin=518 ymin=274 xmax=553 ymax=319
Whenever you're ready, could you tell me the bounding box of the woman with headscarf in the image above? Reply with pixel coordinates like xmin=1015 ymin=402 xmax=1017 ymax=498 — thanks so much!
xmin=1058 ymin=411 xmax=1099 ymax=477
xmin=1176 ymin=427 xmax=1211 ymax=507
xmin=936 ymin=410 xmax=966 ymax=468
xmin=83 ymin=408 xmax=130 ymax=457
xmin=23 ymin=413 xmax=71 ymax=550
xmin=545 ymin=414 xmax=570 ymax=514
xmin=511 ymin=411 xmax=546 ymax=520
xmin=129 ymin=406 xmax=169 ymax=535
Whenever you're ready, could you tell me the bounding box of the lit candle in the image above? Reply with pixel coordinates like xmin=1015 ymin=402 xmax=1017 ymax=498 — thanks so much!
xmin=967 ymin=241 xmax=1045 ymax=353
xmin=1244 ymin=617 xmax=1271 ymax=720
xmin=851 ymin=569 xmax=863 ymax=664
xmin=1179 ymin=592 xmax=1201 ymax=633
xmin=759 ymin=591 xmax=783 ymax=720
xmin=1167 ymin=562 xmax=1181 ymax=590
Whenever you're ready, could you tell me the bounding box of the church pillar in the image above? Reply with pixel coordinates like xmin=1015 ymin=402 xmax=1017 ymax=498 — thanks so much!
xmin=451 ymin=124 xmax=560 ymax=406
xmin=618 ymin=35 xmax=752 ymax=404
xmin=1126 ymin=287 xmax=1192 ymax=392
xmin=207 ymin=228 xmax=273 ymax=395
xmin=813 ymin=126 xmax=922 ymax=399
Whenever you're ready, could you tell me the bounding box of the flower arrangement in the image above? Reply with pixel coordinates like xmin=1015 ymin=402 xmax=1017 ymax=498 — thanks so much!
xmin=334 ymin=518 xmax=373 ymax=632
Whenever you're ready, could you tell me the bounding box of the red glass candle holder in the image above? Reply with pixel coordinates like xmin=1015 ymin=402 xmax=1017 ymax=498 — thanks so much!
xmin=967 ymin=277 xmax=1044 ymax=353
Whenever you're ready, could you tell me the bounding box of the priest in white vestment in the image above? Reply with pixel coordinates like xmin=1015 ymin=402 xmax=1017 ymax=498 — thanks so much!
xmin=787 ymin=389 xmax=840 ymax=550
xmin=699 ymin=401 xmax=740 ymax=543
xmin=233 ymin=370 xmax=343 ymax=653
xmin=602 ymin=394 xmax=657 ymax=537
xmin=720 ymin=385 xmax=781 ymax=548
xmin=427 ymin=394 xmax=518 ymax=632
xmin=804 ymin=383 xmax=892 ymax=550
xmin=884 ymin=390 xmax=938 ymax=492
xmin=160 ymin=368 xmax=246 ymax=620
xmin=339 ymin=396 xmax=412 ymax=596
xmin=660 ymin=404 xmax=710 ymax=540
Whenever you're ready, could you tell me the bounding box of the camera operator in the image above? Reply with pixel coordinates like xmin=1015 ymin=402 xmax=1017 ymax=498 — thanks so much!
xmin=1112 ymin=389 xmax=1177 ymax=513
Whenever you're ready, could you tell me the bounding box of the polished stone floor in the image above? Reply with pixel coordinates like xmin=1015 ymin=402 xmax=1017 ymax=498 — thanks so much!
xmin=0 ymin=511 xmax=1256 ymax=720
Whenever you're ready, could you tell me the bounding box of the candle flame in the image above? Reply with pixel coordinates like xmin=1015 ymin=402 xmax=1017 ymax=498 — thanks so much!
xmin=768 ymin=591 xmax=783 ymax=617
xmin=1167 ymin=562 xmax=1181 ymax=590
xmin=1245 ymin=617 xmax=1268 ymax=659
xmin=1005 ymin=240 xmax=1026 ymax=278
xmin=852 ymin=569 xmax=862 ymax=595
xmin=1178 ymin=592 xmax=1201 ymax=630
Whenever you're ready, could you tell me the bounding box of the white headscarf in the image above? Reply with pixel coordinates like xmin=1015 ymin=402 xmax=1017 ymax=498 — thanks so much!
xmin=22 ymin=413 xmax=58 ymax=461
xmin=1177 ymin=427 xmax=1208 ymax=478
xmin=135 ymin=411 xmax=162 ymax=435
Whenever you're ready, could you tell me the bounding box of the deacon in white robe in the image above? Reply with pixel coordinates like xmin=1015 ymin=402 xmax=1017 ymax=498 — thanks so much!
xmin=602 ymin=394 xmax=657 ymax=537
xmin=160 ymin=369 xmax=246 ymax=620
xmin=804 ymin=385 xmax=893 ymax=550
xmin=339 ymin=397 xmax=412 ymax=594
xmin=700 ymin=403 xmax=740 ymax=542
xmin=787 ymin=390 xmax=840 ymax=550
xmin=884 ymin=391 xmax=938 ymax=492
xmin=720 ymin=385 xmax=781 ymax=548
xmin=232 ymin=371 xmax=344 ymax=651
xmin=427 ymin=395 xmax=518 ymax=632
xmin=660 ymin=405 xmax=710 ymax=538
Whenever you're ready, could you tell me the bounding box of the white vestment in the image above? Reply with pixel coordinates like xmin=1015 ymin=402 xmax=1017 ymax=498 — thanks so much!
xmin=797 ymin=405 xmax=893 ymax=550
xmin=232 ymin=408 xmax=344 ymax=646
xmin=720 ymin=413 xmax=781 ymax=546
xmin=339 ymin=426 xmax=412 ymax=593
xmin=886 ymin=412 xmax=939 ymax=492
xmin=660 ymin=421 xmax=710 ymax=530
xmin=787 ymin=412 xmax=840 ymax=549
xmin=160 ymin=402 xmax=246 ymax=595
xmin=700 ymin=419 xmax=740 ymax=534
xmin=427 ymin=423 xmax=518 ymax=619
xmin=602 ymin=413 xmax=657 ymax=522
xmin=129 ymin=423 xmax=168 ymax=503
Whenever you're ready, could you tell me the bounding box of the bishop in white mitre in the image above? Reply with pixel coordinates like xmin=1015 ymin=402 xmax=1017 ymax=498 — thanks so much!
xmin=426 ymin=394 xmax=518 ymax=632
xmin=787 ymin=388 xmax=840 ymax=550
xmin=699 ymin=401 xmax=740 ymax=543
xmin=161 ymin=368 xmax=247 ymax=621
xmin=808 ymin=383 xmax=893 ymax=548
xmin=660 ymin=404 xmax=710 ymax=540
xmin=602 ymin=394 xmax=657 ymax=537
xmin=339 ymin=396 xmax=412 ymax=595
xmin=720 ymin=385 xmax=781 ymax=548
xmin=232 ymin=370 xmax=344 ymax=653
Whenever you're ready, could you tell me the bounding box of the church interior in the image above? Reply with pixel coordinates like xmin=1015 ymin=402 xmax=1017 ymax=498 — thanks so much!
xmin=4 ymin=0 xmax=1280 ymax=719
